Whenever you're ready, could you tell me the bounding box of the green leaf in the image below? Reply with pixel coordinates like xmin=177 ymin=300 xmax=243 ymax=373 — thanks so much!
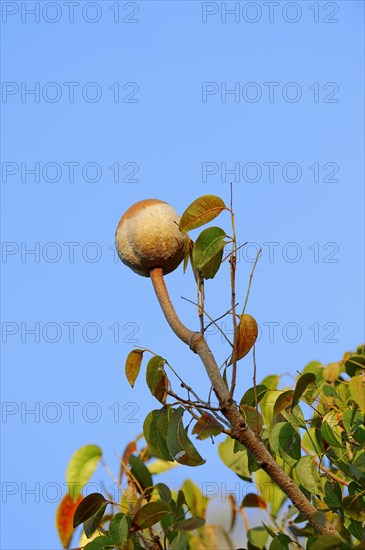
xmin=345 ymin=354 xmax=365 ymax=377
xmin=167 ymin=407 xmax=205 ymax=466
xmin=349 ymin=375 xmax=365 ymax=412
xmin=132 ymin=501 xmax=172 ymax=530
xmin=247 ymin=526 xmax=269 ymax=549
xmin=143 ymin=408 xmax=173 ymax=461
xmin=192 ymin=227 xmax=226 ymax=271
xmin=83 ymin=501 xmax=108 ymax=538
xmin=183 ymin=235 xmax=194 ymax=273
xmin=218 ymin=436 xmax=251 ymax=481
xmin=73 ymin=493 xmax=108 ymax=528
xmin=179 ymin=195 xmax=226 ymax=232
xmin=146 ymin=355 xmax=168 ymax=404
xmin=348 ymin=519 xmax=364 ymax=541
xmin=129 ymin=454 xmax=153 ymax=493
xmin=269 ymin=534 xmax=292 ymax=550
xmin=281 ymin=404 xmax=306 ymax=430
xmin=191 ymin=412 xmax=224 ymax=440
xmin=240 ymin=385 xmax=268 ymax=407
xmin=66 ymin=445 xmax=102 ymax=501
xmin=125 ymin=349 xmax=144 ymax=388
xmin=171 ymin=532 xmax=189 ymax=550
xmin=155 ymin=483 xmax=172 ymax=503
xmin=295 ymin=456 xmax=324 ymax=496
xmin=83 ymin=535 xmax=114 ymax=550
xmin=199 ymin=247 xmax=224 ymax=279
xmin=109 ymin=513 xmax=129 ymax=546
xmin=309 ymin=535 xmax=349 ymax=550
xmin=273 ymin=391 xmax=294 ymax=417
xmin=269 ymin=422 xmax=286 ymax=455
xmin=343 ymin=494 xmax=365 ymax=521
xmin=321 ymin=411 xmax=343 ymax=447
xmin=292 ymin=373 xmax=316 ymax=410
xmin=174 ymin=516 xmax=205 ymax=531
xmin=323 ymin=480 xmax=342 ymax=509
xmin=278 ymin=423 xmax=301 ymax=466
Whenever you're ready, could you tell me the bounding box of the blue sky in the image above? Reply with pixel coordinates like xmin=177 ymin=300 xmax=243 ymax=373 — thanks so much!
xmin=1 ymin=1 xmax=364 ymax=548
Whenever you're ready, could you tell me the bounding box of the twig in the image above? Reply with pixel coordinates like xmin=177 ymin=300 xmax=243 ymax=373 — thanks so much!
xmin=222 ymin=241 xmax=247 ymax=263
xmin=199 ymin=275 xmax=205 ymax=335
xmin=204 ymin=306 xmax=236 ymax=333
xmin=181 ymin=295 xmax=233 ymax=346
xmin=253 ymin=345 xmax=259 ymax=436
xmin=239 ymin=507 xmax=250 ymax=532
xmin=242 ymin=248 xmax=262 ymax=314
xmin=229 ymin=183 xmax=238 ymax=400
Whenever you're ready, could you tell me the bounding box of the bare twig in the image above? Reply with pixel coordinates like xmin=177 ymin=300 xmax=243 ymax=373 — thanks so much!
xmin=181 ymin=295 xmax=233 ymax=346
xmin=229 ymin=184 xmax=239 ymax=400
xmin=242 ymin=248 xmax=262 ymax=315
xmin=253 ymin=345 xmax=259 ymax=436
xmin=199 ymin=275 xmax=205 ymax=335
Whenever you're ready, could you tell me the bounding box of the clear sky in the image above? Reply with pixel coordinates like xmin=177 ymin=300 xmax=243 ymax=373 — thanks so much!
xmin=1 ymin=1 xmax=364 ymax=548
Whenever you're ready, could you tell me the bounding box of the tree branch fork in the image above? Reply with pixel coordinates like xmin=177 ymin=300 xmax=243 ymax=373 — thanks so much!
xmin=149 ymin=267 xmax=341 ymax=539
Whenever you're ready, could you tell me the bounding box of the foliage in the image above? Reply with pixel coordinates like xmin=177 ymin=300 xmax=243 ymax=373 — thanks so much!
xmin=55 ymin=195 xmax=365 ymax=549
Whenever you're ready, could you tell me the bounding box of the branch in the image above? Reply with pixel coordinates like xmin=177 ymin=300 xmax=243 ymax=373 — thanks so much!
xmin=149 ymin=267 xmax=342 ymax=539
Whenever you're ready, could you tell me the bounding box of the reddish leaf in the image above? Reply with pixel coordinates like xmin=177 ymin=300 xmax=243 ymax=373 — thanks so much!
xmin=119 ymin=440 xmax=137 ymax=483
xmin=55 ymin=493 xmax=82 ymax=549
xmin=241 ymin=494 xmax=267 ymax=509
xmin=229 ymin=314 xmax=258 ymax=365
xmin=192 ymin=412 xmax=223 ymax=440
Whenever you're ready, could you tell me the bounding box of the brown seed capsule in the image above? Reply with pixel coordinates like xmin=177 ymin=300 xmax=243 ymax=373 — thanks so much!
xmin=115 ymin=199 xmax=187 ymax=277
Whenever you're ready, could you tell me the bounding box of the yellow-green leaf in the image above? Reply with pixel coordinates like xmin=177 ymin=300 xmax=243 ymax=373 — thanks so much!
xmin=295 ymin=456 xmax=325 ymax=496
xmin=254 ymin=468 xmax=286 ymax=516
xmin=218 ymin=436 xmax=251 ymax=481
xmin=192 ymin=226 xmax=226 ymax=271
xmin=66 ymin=445 xmax=102 ymax=501
xmin=349 ymin=375 xmax=365 ymax=412
xmin=179 ymin=195 xmax=226 ymax=232
xmin=125 ymin=349 xmax=144 ymax=388
xmin=323 ymin=362 xmax=340 ymax=383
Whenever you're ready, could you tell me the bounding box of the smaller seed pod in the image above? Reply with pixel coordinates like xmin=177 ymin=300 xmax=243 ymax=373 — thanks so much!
xmin=115 ymin=199 xmax=187 ymax=277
